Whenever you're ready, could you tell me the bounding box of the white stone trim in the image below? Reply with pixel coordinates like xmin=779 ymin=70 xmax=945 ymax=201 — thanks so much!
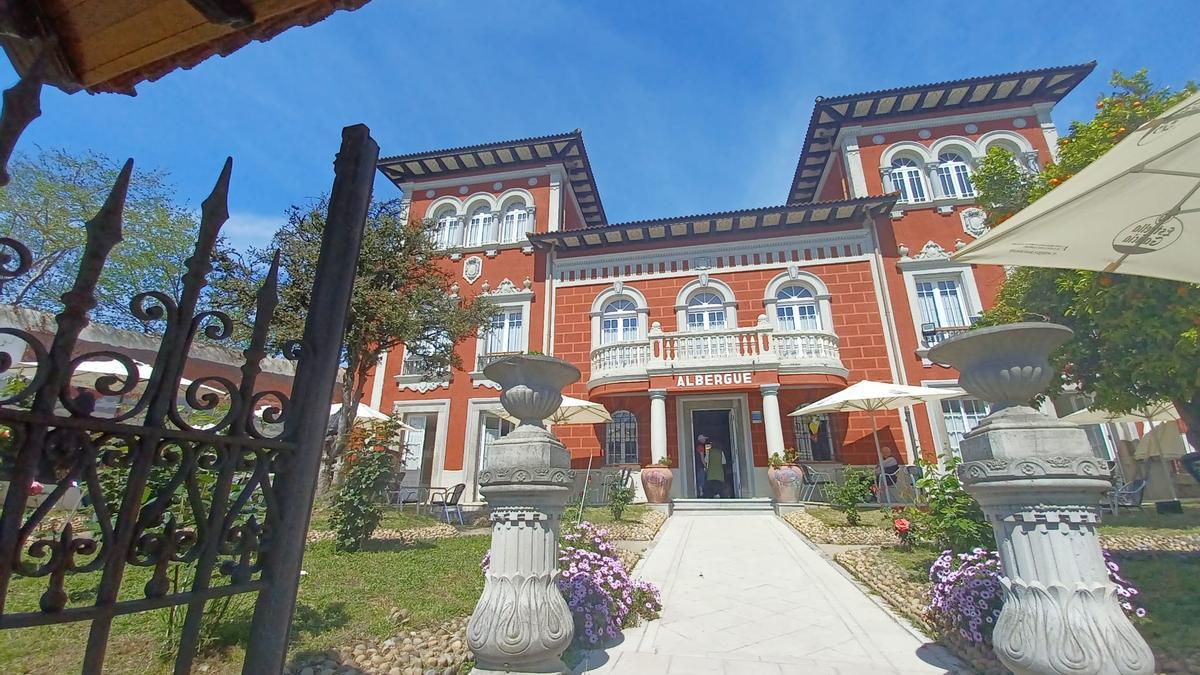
xmin=369 ymin=350 xmax=388 ymax=410
xmin=977 ymin=129 xmax=1035 ymax=155
xmin=389 ymin=398 xmax=452 ymax=489
xmin=674 ymin=394 xmax=757 ymax=499
xmin=929 ymin=135 xmax=981 ymax=160
xmin=1032 ymin=102 xmax=1061 ymax=162
xmin=496 ymin=188 xmax=534 ymax=211
xmin=674 ymin=276 xmax=739 ymax=330
xmin=547 ymin=170 xmax=563 ymax=233
xmin=761 ymin=267 xmax=834 ymax=331
xmin=840 ymin=126 xmax=868 ymax=198
xmin=879 ymin=141 xmax=934 ymax=167
xmin=589 ymin=282 xmax=651 ymax=349
xmin=462 ymin=396 xmax=508 ymax=503
xmin=863 ymin=225 xmax=914 ymax=460
xmin=398 ymin=164 xmax=564 ymax=194
xmin=917 ymin=378 xmax=963 ymax=468
xmin=554 ymin=229 xmax=872 ymax=286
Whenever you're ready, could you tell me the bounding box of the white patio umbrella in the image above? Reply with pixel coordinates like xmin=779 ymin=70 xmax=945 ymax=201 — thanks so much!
xmin=8 ymin=358 xmax=207 ymax=392
xmin=953 ymin=91 xmax=1200 ymax=283
xmin=789 ymin=381 xmax=966 ymax=504
xmin=1065 ymin=402 xmax=1184 ymax=501
xmin=497 ymin=395 xmax=613 ymax=425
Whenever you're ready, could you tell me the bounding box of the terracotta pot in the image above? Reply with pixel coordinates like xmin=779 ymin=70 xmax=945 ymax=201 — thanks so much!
xmin=767 ymin=464 xmax=805 ymax=503
xmin=640 ymin=466 xmax=673 ymax=503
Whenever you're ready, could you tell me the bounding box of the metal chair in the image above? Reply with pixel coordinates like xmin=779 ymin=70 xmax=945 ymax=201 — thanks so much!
xmin=1113 ymin=479 xmax=1147 ymax=511
xmin=800 ymin=464 xmax=833 ymax=502
xmin=429 ymin=483 xmax=467 ymax=525
xmin=394 ymin=486 xmax=426 ymax=513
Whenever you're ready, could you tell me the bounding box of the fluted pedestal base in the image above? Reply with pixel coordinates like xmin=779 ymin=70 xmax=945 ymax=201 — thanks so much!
xmin=960 ymin=408 xmax=1154 ymax=675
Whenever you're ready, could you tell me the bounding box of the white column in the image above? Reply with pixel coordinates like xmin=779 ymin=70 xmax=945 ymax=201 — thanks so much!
xmin=840 ymin=130 xmax=869 ymax=198
xmin=649 ymin=389 xmax=667 ymax=463
xmin=761 ymin=384 xmax=785 ymax=458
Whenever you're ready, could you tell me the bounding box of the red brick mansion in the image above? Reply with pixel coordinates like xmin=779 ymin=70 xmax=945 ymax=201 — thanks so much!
xmin=369 ymin=63 xmax=1096 ymax=502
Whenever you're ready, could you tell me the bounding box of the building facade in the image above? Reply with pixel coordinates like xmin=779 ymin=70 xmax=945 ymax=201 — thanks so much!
xmin=370 ymin=63 xmax=1096 ymax=502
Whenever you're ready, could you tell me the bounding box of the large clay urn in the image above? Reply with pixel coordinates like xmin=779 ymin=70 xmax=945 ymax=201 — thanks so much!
xmin=639 ymin=464 xmax=673 ymax=503
xmin=767 ymin=464 xmax=805 ymax=503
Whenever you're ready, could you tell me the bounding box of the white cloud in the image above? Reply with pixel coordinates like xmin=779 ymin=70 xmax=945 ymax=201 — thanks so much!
xmin=222 ymin=211 xmax=283 ymax=252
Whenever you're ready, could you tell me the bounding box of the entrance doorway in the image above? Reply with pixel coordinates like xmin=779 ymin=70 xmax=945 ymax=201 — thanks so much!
xmin=691 ymin=409 xmax=739 ymax=498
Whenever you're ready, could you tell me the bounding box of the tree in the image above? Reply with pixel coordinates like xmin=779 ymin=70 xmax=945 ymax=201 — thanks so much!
xmin=213 ymin=197 xmax=495 ymax=491
xmin=0 ymin=148 xmax=201 ymax=330
xmin=973 ymin=70 xmax=1200 ymax=448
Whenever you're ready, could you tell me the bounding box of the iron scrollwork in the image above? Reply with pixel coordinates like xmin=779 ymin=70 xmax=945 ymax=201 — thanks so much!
xmin=0 ymin=157 xmax=297 ymax=657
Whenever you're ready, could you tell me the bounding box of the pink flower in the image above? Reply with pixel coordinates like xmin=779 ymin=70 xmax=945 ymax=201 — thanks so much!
xmin=29 ymin=481 xmax=44 ymax=496
xmin=893 ymin=518 xmax=910 ymax=534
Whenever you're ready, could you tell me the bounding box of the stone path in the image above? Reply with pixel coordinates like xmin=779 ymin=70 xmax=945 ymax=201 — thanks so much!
xmin=577 ymin=513 xmax=965 ymax=674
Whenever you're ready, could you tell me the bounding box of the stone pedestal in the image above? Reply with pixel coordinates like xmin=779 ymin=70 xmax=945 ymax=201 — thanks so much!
xmin=466 ymin=356 xmax=577 ymax=674
xmin=930 ymin=323 xmax=1154 ymax=675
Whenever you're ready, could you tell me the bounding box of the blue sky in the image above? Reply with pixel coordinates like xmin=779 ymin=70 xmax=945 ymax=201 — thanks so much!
xmin=5 ymin=1 xmax=1198 ymax=251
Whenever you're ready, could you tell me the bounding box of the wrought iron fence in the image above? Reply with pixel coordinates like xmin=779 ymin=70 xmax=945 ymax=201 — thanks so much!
xmin=0 ymin=125 xmax=379 ymax=674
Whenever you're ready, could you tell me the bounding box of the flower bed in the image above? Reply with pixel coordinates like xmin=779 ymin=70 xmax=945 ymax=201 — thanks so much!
xmin=783 ymin=510 xmax=899 ymax=546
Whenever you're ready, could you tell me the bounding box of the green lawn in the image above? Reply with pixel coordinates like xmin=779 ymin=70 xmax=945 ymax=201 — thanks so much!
xmin=308 ymin=505 xmax=448 ymax=531
xmin=1098 ymin=500 xmax=1200 ymax=537
xmin=562 ymin=503 xmax=649 ymax=525
xmin=806 ymin=505 xmax=896 ymax=529
xmin=0 ymin=534 xmax=490 ymax=674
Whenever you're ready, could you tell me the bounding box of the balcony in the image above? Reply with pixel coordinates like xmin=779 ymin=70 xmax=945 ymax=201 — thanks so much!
xmin=476 ymin=351 xmax=525 ymax=373
xmin=916 ymin=324 xmax=972 ymax=366
xmin=589 ymin=322 xmax=846 ymax=386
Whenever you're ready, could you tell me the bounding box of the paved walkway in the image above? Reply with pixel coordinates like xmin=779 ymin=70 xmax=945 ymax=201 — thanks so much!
xmin=580 ymin=513 xmax=964 ymax=674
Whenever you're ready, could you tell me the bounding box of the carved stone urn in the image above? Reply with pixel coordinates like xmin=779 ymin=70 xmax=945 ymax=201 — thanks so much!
xmin=767 ymin=464 xmax=804 ymax=503
xmin=639 ymin=464 xmax=673 ymax=503
xmin=929 ymin=323 xmax=1154 ymax=675
xmin=467 ymin=355 xmax=577 ymax=674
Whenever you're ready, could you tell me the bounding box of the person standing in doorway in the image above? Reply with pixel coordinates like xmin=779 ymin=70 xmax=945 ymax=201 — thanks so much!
xmin=694 ymin=434 xmax=709 ymax=496
xmin=705 ymin=440 xmax=726 ymax=498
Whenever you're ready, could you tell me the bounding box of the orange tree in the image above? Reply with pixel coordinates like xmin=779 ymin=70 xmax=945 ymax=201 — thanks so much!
xmin=973 ymin=70 xmax=1200 ymax=447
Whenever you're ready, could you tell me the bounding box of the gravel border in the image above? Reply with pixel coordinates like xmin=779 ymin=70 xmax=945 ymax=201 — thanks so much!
xmin=782 ymin=510 xmax=899 ymax=546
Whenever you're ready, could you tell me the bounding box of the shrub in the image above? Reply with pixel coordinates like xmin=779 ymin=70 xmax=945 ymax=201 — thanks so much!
xmin=328 ymin=446 xmax=398 ymax=552
xmin=607 ymin=480 xmax=635 ymax=521
xmin=827 ymin=467 xmax=874 ymax=525
xmin=479 ymin=521 xmax=662 ymax=648
xmin=910 ymin=458 xmax=993 ymax=554
xmin=927 ymin=548 xmax=1143 ymax=646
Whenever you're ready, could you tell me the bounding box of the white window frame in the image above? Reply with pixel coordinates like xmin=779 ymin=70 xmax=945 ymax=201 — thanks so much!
xmin=673 ymin=277 xmax=738 ymax=332
xmin=589 ymin=283 xmax=650 ymax=349
xmin=685 ymin=291 xmax=727 ymax=331
xmin=889 ymin=157 xmax=929 ymax=204
xmin=899 ymin=261 xmax=983 ymax=355
xmin=762 ymin=268 xmax=834 ymax=333
xmin=914 ymin=275 xmax=970 ymax=330
xmin=472 ymin=290 xmax=534 ymax=378
xmin=389 ymin=399 xmax=451 ymax=489
xmin=774 ymin=286 xmax=821 ymax=331
xmin=936 ymin=152 xmax=975 ymax=199
xmin=600 ymin=298 xmax=640 ymax=345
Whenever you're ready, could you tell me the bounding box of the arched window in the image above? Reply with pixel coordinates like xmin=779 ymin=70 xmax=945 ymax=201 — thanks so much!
xmin=890 ymin=157 xmax=928 ymax=203
xmin=686 ymin=292 xmax=726 ymax=331
xmin=433 ymin=207 xmax=460 ymax=249
xmin=775 ymin=285 xmax=820 ymax=331
xmin=499 ymin=201 xmax=529 ymax=243
xmin=601 ymin=298 xmax=639 ymax=344
xmin=464 ymin=206 xmax=495 ymax=247
xmin=936 ymin=152 xmax=975 ymax=198
xmin=605 ymin=410 xmax=638 ymax=464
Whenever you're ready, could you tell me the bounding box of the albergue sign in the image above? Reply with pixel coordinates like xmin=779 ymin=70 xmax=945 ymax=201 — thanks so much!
xmin=676 ymin=372 xmax=753 ymax=387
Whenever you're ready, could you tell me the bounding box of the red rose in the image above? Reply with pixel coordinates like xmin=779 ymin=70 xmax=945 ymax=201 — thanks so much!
xmin=893 ymin=518 xmax=910 ymax=534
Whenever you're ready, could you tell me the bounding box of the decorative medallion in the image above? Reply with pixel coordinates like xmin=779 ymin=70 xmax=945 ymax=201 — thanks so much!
xmin=458 ymin=186 xmax=469 ymax=195
xmin=528 ymin=177 xmax=538 ymax=186
xmin=1013 ymin=118 xmax=1028 ymax=128
xmin=693 ymin=256 xmax=713 ymax=270
xmin=918 ymin=129 xmax=932 ymax=139
xmin=492 ymin=182 xmax=503 ymax=190
xmin=872 ymin=134 xmax=886 ymax=144
xmin=912 ymin=240 xmax=950 ymax=260
xmin=964 ymin=123 xmax=979 ymax=134
xmin=960 ymin=208 xmax=987 ymax=238
xmin=424 ymin=189 xmax=435 ymax=198
xmin=463 ymin=256 xmax=483 ymax=284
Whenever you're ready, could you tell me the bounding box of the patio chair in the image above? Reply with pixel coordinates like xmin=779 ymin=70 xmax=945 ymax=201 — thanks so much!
xmin=1112 ymin=479 xmax=1147 ymax=511
xmin=395 ymin=486 xmax=426 ymax=513
xmin=799 ymin=464 xmax=833 ymax=502
xmin=430 ymin=483 xmax=467 ymax=525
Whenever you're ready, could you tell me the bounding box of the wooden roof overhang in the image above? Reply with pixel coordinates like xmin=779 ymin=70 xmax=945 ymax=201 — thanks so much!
xmin=529 ymin=195 xmax=896 ymax=253
xmin=377 ymin=130 xmax=609 ymax=228
xmin=1 ymin=0 xmax=369 ymax=95
xmin=786 ymin=62 xmax=1097 ymax=205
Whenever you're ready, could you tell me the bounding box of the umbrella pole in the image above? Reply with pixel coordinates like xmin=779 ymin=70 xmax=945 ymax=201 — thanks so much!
xmin=869 ymin=409 xmax=891 ymax=506
xmin=576 ymin=450 xmax=594 ymax=525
